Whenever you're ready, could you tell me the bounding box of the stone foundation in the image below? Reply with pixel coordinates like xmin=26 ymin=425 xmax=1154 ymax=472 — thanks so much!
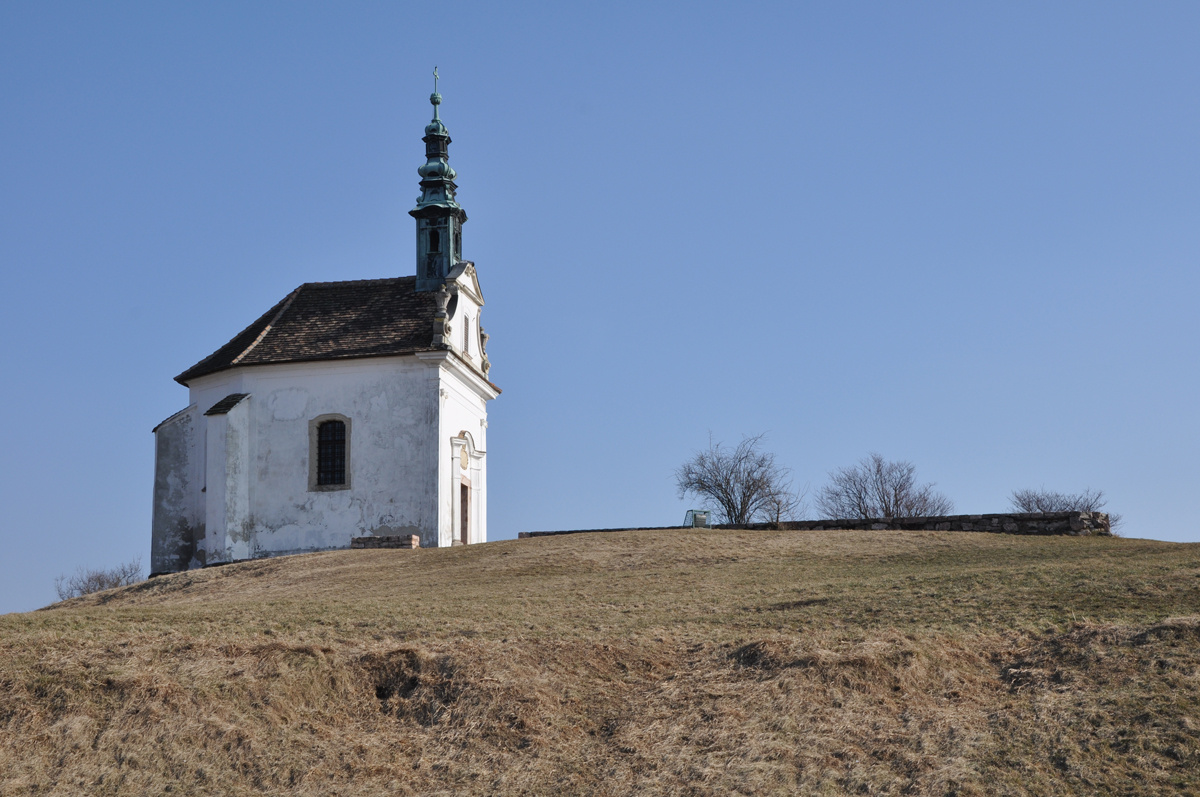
xmin=350 ymin=534 xmax=422 ymax=549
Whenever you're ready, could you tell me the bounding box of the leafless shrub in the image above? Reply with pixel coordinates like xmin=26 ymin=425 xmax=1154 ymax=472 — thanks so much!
xmin=54 ymin=557 xmax=144 ymax=601
xmin=675 ymin=434 xmax=807 ymax=526
xmin=816 ymin=453 xmax=953 ymax=520
xmin=762 ymin=481 xmax=810 ymax=526
xmin=1009 ymin=487 xmax=1121 ymax=530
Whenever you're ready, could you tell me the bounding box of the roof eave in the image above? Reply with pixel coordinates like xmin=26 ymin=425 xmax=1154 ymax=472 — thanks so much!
xmin=177 ymin=348 xmax=446 ymax=386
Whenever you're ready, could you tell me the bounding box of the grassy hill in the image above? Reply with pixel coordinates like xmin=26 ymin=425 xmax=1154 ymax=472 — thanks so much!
xmin=2 ymin=529 xmax=1199 ymax=796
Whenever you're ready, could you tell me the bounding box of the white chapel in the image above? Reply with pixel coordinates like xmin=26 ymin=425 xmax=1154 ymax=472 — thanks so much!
xmin=150 ymin=77 xmax=498 ymax=575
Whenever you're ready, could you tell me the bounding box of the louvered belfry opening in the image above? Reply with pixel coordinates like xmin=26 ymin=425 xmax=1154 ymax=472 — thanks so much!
xmin=317 ymin=420 xmax=346 ymax=485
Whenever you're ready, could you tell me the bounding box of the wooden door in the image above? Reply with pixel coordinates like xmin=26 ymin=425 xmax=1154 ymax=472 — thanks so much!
xmin=460 ymin=483 xmax=469 ymax=545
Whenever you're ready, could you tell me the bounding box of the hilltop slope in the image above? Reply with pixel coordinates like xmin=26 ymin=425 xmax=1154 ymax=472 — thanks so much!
xmin=2 ymin=529 xmax=1199 ymax=795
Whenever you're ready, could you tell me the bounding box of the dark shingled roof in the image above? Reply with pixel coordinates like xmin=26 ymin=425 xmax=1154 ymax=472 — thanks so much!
xmin=204 ymin=393 xmax=250 ymax=415
xmin=176 ymin=277 xmax=439 ymax=385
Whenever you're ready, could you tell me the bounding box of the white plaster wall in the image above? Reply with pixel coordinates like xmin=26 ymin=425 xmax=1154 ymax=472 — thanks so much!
xmin=447 ymin=277 xmax=484 ymax=369
xmin=150 ymin=406 xmax=202 ymax=574
xmin=436 ymin=267 xmax=493 ymax=546
xmin=203 ymin=411 xmax=228 ymax=565
xmin=427 ymin=352 xmax=493 ymax=547
xmin=224 ymin=399 xmax=253 ymax=562
xmin=193 ymin=399 xmax=254 ymax=566
xmin=188 ymin=355 xmax=445 ymax=556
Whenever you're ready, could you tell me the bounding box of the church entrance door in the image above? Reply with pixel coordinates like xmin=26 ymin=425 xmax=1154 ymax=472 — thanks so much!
xmin=460 ymin=482 xmax=469 ymax=545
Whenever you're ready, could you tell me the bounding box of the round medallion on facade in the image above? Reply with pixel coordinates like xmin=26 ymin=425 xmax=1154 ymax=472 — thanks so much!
xmin=460 ymin=446 xmax=469 ymax=470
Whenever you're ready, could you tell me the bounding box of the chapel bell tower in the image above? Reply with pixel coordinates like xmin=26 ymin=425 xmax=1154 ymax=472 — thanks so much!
xmin=411 ymin=67 xmax=466 ymax=291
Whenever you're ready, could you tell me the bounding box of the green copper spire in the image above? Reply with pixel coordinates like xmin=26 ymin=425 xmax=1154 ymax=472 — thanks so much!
xmin=411 ymin=66 xmax=466 ymax=291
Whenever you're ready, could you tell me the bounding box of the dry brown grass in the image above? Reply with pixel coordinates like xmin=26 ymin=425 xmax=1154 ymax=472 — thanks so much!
xmin=2 ymin=529 xmax=1199 ymax=795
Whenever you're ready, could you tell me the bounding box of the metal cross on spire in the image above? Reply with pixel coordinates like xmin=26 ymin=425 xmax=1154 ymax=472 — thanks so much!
xmin=430 ymin=66 xmax=442 ymax=119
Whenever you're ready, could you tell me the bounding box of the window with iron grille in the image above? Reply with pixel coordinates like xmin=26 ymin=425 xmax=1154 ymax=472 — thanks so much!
xmin=317 ymin=420 xmax=346 ymax=485
xmin=308 ymin=414 xmax=351 ymax=492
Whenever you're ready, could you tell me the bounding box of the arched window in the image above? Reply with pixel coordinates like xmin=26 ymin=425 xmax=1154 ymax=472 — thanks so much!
xmin=309 ymin=414 xmax=351 ymax=491
xmin=317 ymin=420 xmax=346 ymax=485
xmin=428 ymin=228 xmax=441 ymax=253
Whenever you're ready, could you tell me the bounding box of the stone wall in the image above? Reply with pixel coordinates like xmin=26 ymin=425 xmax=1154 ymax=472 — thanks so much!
xmin=518 ymin=526 xmax=688 ymax=539
xmin=717 ymin=511 xmax=1112 ymax=536
xmin=518 ymin=512 xmax=1111 ymax=539
xmin=350 ymin=534 xmax=422 ymax=549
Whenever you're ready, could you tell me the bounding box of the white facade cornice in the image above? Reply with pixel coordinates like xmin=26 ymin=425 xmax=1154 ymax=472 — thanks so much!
xmin=416 ymin=350 xmax=500 ymax=401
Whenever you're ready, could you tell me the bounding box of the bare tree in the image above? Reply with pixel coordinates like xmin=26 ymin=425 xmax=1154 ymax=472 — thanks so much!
xmin=816 ymin=453 xmax=953 ymax=520
xmin=1009 ymin=487 xmax=1121 ymax=530
xmin=676 ymin=434 xmax=806 ymax=526
xmin=762 ymin=479 xmax=810 ymax=526
xmin=54 ymin=557 xmax=143 ymax=601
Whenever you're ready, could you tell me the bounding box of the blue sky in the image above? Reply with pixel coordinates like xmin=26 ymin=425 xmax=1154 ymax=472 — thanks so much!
xmin=1 ymin=2 xmax=1197 ymax=613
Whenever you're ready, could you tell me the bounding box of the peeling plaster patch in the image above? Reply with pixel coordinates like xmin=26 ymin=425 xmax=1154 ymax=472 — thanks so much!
xmin=229 ymin=518 xmax=256 ymax=545
xmin=296 ymin=501 xmax=327 ymax=528
xmin=268 ymin=388 xmax=309 ymax=420
xmin=326 ymin=492 xmax=354 ymax=513
xmin=229 ymin=536 xmax=253 ymax=562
